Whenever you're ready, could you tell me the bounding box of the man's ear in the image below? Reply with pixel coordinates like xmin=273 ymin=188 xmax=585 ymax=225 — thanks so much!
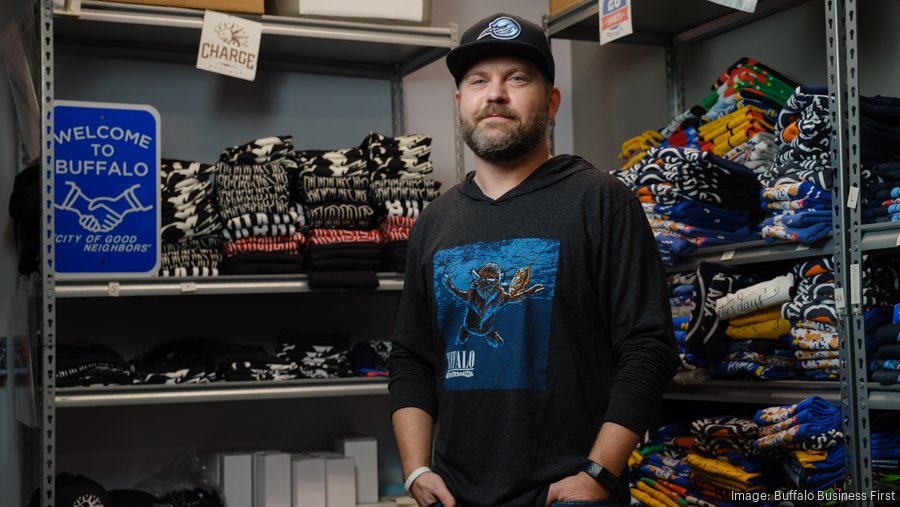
xmin=454 ymin=89 xmax=461 ymax=107
xmin=547 ymin=86 xmax=561 ymax=122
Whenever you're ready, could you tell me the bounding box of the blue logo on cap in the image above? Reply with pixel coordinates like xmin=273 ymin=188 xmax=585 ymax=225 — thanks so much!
xmin=478 ymin=16 xmax=521 ymax=40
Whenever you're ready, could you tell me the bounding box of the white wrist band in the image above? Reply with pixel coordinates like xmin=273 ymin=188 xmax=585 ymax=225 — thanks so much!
xmin=404 ymin=466 xmax=432 ymax=495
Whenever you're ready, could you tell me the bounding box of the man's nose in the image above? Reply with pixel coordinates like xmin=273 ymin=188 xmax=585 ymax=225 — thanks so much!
xmin=485 ymin=80 xmax=509 ymax=103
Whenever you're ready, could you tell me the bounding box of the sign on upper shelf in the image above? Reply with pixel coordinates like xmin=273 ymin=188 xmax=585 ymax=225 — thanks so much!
xmin=53 ymin=101 xmax=161 ymax=279
xmin=599 ymin=0 xmax=633 ymax=45
xmin=196 ymin=10 xmax=262 ymax=81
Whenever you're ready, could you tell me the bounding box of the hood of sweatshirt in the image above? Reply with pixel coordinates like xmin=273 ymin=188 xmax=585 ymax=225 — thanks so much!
xmin=458 ymin=154 xmax=594 ymax=204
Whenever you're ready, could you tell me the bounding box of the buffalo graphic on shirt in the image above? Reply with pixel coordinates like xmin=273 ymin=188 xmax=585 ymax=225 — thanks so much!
xmin=434 ymin=238 xmax=559 ymax=391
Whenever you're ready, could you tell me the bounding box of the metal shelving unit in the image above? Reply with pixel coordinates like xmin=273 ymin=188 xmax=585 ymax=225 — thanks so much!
xmin=37 ymin=1 xmax=457 ymax=504
xmin=55 ymin=377 xmax=390 ymax=408
xmin=549 ymin=0 xmax=878 ymax=503
xmin=54 ymin=273 xmax=404 ymax=297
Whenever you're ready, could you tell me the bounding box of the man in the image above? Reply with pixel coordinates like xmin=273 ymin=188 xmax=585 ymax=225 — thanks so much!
xmin=388 ymin=13 xmax=678 ymax=507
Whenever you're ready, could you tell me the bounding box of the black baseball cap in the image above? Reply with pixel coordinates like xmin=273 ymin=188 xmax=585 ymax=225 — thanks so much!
xmin=446 ymin=13 xmax=555 ymax=86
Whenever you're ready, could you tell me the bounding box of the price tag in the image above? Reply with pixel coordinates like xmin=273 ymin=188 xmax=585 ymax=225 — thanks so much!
xmin=796 ymin=244 xmax=811 ymax=251
xmin=850 ymin=263 xmax=861 ymax=306
xmin=180 ymin=282 xmax=197 ymax=293
xmin=599 ymin=0 xmax=633 ymax=45
xmin=108 ymin=281 xmax=120 ymax=297
xmin=835 ymin=289 xmax=846 ymax=310
xmin=720 ymin=250 xmax=736 ymax=261
xmin=895 ymin=231 xmax=900 ymax=247
xmin=847 ymin=186 xmax=860 ymax=209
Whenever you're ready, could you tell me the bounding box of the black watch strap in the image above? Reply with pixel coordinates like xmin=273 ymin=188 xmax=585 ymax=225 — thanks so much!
xmin=580 ymin=460 xmax=619 ymax=492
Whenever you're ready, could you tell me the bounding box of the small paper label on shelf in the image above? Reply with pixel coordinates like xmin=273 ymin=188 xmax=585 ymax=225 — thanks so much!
xmin=720 ymin=250 xmax=735 ymax=261
xmin=599 ymin=0 xmax=633 ymax=45
xmin=108 ymin=282 xmax=120 ymax=297
xmin=197 ymin=10 xmax=262 ymax=81
xmin=835 ymin=289 xmax=845 ymax=310
xmin=704 ymin=0 xmax=758 ymax=13
xmin=847 ymin=186 xmax=860 ymax=209
xmin=180 ymin=282 xmax=197 ymax=293
xmin=895 ymin=232 xmax=900 ymax=247
xmin=796 ymin=244 xmax=811 ymax=251
xmin=850 ymin=263 xmax=861 ymax=306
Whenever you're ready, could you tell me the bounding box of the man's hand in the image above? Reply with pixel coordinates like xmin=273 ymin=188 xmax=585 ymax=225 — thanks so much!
xmin=545 ymin=472 xmax=609 ymax=506
xmin=409 ymin=471 xmax=457 ymax=507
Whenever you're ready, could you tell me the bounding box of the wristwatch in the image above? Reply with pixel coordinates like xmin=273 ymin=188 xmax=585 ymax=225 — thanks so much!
xmin=580 ymin=460 xmax=619 ymax=492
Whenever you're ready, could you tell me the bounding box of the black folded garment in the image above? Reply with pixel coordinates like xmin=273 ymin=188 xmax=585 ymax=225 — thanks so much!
xmin=307 ymin=258 xmax=382 ymax=271
xmin=276 ymin=329 xmax=353 ymax=378
xmin=205 ymin=341 xmax=298 ymax=382
xmin=306 ymin=242 xmax=382 ymax=261
xmin=222 ymin=252 xmax=305 ymax=275
xmin=110 ymin=489 xmax=171 ymax=507
xmin=308 ymin=270 xmax=380 ymax=290
xmin=161 ymin=488 xmax=224 ymax=507
xmin=131 ymin=338 xmax=220 ymax=385
xmin=350 ymin=340 xmax=392 ymax=376
xmin=57 ymin=341 xmax=132 ymax=387
xmin=30 ymin=474 xmax=113 ymax=507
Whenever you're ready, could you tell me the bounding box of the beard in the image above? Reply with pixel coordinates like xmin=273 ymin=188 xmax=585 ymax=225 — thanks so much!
xmin=460 ymin=101 xmax=548 ymax=163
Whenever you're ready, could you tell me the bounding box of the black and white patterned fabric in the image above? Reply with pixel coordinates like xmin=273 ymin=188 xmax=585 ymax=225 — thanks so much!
xmin=295 ymin=148 xmax=368 ymax=177
xmin=276 ymin=329 xmax=353 ymax=379
xmin=215 ymin=162 xmax=294 ymax=221
xmin=160 ymin=237 xmax=223 ymax=277
xmin=57 ymin=341 xmax=132 ymax=387
xmin=220 ymin=135 xmax=295 ymax=165
xmin=363 ymin=132 xmax=434 ymax=179
xmin=370 ymin=178 xmax=441 ymax=202
xmin=381 ymin=199 xmax=429 ymax=218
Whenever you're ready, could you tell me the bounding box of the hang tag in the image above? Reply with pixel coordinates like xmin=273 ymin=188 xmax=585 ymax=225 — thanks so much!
xmin=720 ymin=250 xmax=735 ymax=261
xmin=196 ymin=10 xmax=262 ymax=81
xmin=847 ymin=186 xmax=860 ymax=209
xmin=599 ymin=0 xmax=633 ymax=45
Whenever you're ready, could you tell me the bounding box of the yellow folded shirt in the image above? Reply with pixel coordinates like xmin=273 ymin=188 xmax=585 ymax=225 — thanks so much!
xmin=729 ymin=306 xmax=783 ymax=327
xmin=727 ymin=317 xmax=793 ymax=340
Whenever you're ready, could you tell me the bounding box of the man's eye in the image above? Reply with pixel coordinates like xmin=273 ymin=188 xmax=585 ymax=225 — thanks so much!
xmin=510 ymin=75 xmax=526 ymax=82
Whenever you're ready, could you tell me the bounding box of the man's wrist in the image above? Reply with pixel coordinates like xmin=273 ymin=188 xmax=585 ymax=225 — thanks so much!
xmin=576 ymin=471 xmax=611 ymax=499
xmin=404 ymin=466 xmax=432 ymax=495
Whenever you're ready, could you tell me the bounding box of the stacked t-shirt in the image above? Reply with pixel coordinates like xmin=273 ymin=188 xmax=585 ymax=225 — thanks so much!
xmin=869 ymin=302 xmax=900 ymax=385
xmin=713 ymin=273 xmax=798 ymax=380
xmin=863 ymin=161 xmax=900 ymax=224
xmin=57 ymin=341 xmax=132 ymax=387
xmin=159 ymin=160 xmax=224 ymax=277
xmin=683 ymin=261 xmax=751 ymax=367
xmin=349 ymin=340 xmax=392 ymax=377
xmin=216 ymin=136 xmax=305 ymax=274
xmin=759 ymin=87 xmax=835 ymax=244
xmin=722 ymin=132 xmax=778 ymax=176
xmin=754 ymin=396 xmax=846 ymax=492
xmin=617 ymin=147 xmax=762 ymax=265
xmin=275 ymin=329 xmax=353 ymax=379
xmin=298 ymin=172 xmax=374 ymax=230
xmin=363 ymin=132 xmax=434 ymax=179
xmin=782 ymin=257 xmax=841 ymax=380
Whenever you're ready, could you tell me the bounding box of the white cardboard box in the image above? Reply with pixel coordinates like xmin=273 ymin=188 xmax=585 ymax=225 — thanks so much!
xmin=291 ymin=453 xmax=327 ymax=507
xmin=309 ymin=451 xmax=356 ymax=507
xmin=335 ymin=437 xmax=378 ymax=504
xmin=266 ymin=0 xmax=430 ymax=25
xmin=254 ymin=451 xmax=292 ymax=507
xmin=201 ymin=452 xmax=253 ymax=507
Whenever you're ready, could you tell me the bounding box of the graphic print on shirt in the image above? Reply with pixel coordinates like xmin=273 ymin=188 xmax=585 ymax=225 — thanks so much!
xmin=434 ymin=238 xmax=559 ymax=391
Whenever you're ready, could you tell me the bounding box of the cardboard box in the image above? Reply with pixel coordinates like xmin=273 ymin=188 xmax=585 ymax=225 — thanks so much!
xmin=335 ymin=437 xmax=378 ymax=504
xmin=201 ymin=452 xmax=253 ymax=507
xmin=104 ymin=0 xmax=264 ymax=15
xmin=254 ymin=451 xmax=292 ymax=507
xmin=309 ymin=451 xmax=356 ymax=507
xmin=549 ymin=0 xmax=586 ymax=18
xmin=265 ymin=0 xmax=431 ymax=26
xmin=292 ymin=454 xmax=327 ymax=507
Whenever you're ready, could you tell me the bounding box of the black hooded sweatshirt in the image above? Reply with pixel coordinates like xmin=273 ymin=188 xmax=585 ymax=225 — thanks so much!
xmin=388 ymin=155 xmax=678 ymax=507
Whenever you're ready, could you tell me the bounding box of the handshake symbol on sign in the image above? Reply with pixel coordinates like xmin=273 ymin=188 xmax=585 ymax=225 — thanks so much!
xmin=56 ymin=181 xmax=152 ymax=233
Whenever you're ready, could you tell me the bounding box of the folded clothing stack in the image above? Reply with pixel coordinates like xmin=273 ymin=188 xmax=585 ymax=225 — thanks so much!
xmin=57 ymin=341 xmax=132 ymax=387
xmin=722 ymin=132 xmax=778 ymax=175
xmin=378 ymin=216 xmax=415 ymax=272
xmin=683 ymin=261 xmax=751 ymax=367
xmin=216 ymin=142 xmax=305 ymax=274
xmin=759 ymin=87 xmax=835 ymax=244
xmin=869 ymin=302 xmax=900 ymax=385
xmin=618 ymin=57 xmax=795 ymax=171
xmin=782 ymin=257 xmax=841 ymax=380
xmin=363 ymin=132 xmax=433 ymax=179
xmin=863 ymin=161 xmax=900 ymax=224
xmin=132 ymin=337 xmax=298 ymax=384
xmin=712 ymin=273 xmax=797 ymax=380
xmin=221 ymin=135 xmax=295 ymax=165
xmin=300 ymin=173 xmax=374 ymax=229
xmin=754 ymin=396 xmax=846 ymax=493
xmin=349 ymin=340 xmax=392 ymax=377
xmin=296 ymin=147 xmax=368 ymax=178
xmin=159 ymin=160 xmax=223 ymax=277
xmin=617 ymin=146 xmax=762 ymax=265
xmin=275 ymin=329 xmax=353 ymax=378
xmin=668 ymin=273 xmax=711 ymax=384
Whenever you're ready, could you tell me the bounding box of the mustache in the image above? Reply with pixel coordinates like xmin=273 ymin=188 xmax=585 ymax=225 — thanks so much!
xmin=476 ymin=104 xmax=518 ymax=122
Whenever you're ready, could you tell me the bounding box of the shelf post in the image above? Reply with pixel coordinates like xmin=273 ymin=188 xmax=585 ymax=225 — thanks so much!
xmin=665 ymin=44 xmax=684 ymax=122
xmin=825 ymin=0 xmax=872 ymax=501
xmin=39 ymin=0 xmax=57 ymax=506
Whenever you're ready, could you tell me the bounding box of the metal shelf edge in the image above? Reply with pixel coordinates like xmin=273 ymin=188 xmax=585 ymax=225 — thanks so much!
xmin=665 ymin=380 xmax=840 ymax=404
xmin=665 ymin=239 xmax=833 ymax=273
xmin=861 ymin=223 xmax=900 ymax=252
xmin=56 ymin=380 xmax=389 ymax=407
xmin=868 ymin=388 xmax=900 ymax=411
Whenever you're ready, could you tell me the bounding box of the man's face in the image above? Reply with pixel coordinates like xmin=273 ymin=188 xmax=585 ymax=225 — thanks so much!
xmin=455 ymin=55 xmax=557 ymax=163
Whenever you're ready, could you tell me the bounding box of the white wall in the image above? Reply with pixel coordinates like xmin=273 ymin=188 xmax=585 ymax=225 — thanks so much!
xmin=405 ymin=0 xmax=575 ymax=191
